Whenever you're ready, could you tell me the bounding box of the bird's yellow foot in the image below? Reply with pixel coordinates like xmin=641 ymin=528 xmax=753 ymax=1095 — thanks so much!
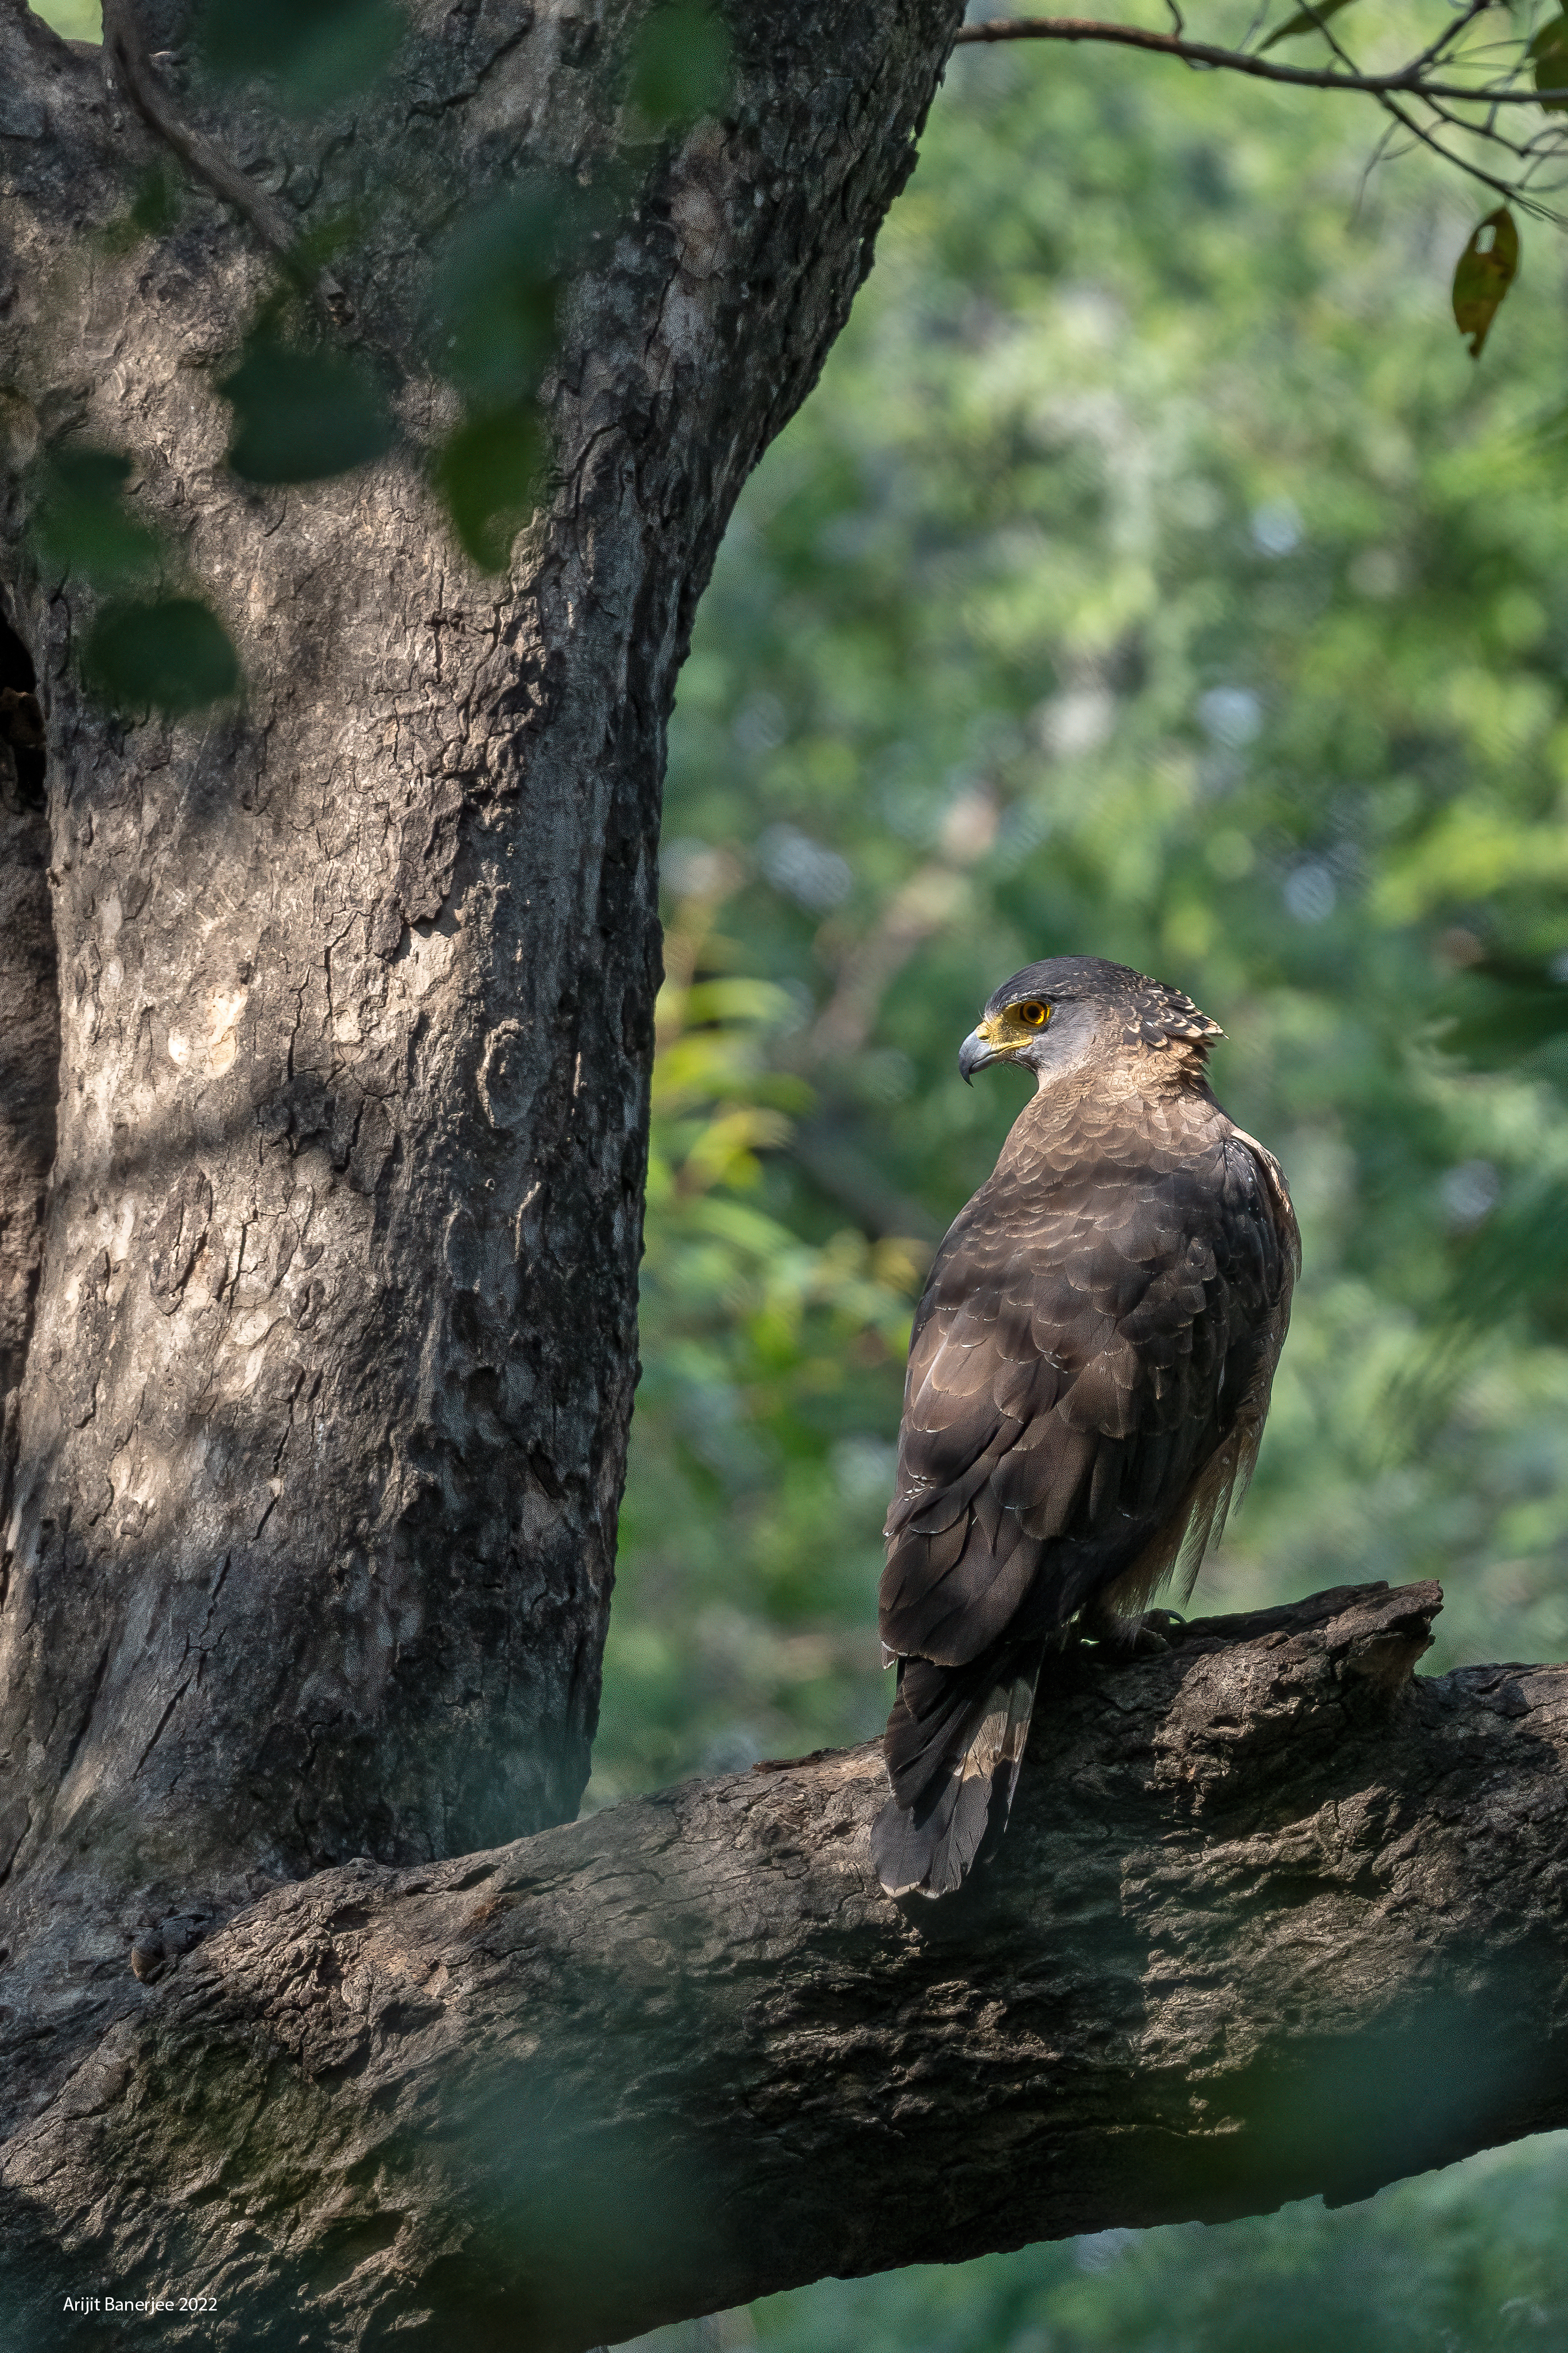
xmin=1082 ymin=1603 xmax=1186 ymax=1655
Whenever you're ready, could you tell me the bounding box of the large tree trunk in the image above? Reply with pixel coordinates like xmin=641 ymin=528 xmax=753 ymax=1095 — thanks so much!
xmin=4 ymin=1580 xmax=1567 ymax=2348
xmin=0 ymin=0 xmax=961 ymax=2112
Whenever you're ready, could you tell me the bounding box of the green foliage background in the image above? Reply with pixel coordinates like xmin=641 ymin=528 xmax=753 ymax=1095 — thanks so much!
xmin=33 ymin=0 xmax=97 ymax=36
xmin=599 ymin=14 xmax=1568 ymax=2350
xmin=599 ymin=11 xmax=1568 ymax=1801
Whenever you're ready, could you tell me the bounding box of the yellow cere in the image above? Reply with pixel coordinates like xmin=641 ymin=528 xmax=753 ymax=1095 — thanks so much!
xmin=975 ymin=1002 xmax=1052 ymax=1053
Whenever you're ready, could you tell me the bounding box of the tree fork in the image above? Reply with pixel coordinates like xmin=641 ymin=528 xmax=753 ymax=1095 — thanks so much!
xmin=3 ymin=1581 xmax=1566 ymax=2347
xmin=0 ymin=0 xmax=961 ymax=2081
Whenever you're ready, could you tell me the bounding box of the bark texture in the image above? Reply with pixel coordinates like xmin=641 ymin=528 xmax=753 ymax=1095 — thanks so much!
xmin=0 ymin=631 xmax=57 ymax=1423
xmin=0 ymin=0 xmax=962 ymax=2068
xmin=3 ymin=1581 xmax=1566 ymax=2348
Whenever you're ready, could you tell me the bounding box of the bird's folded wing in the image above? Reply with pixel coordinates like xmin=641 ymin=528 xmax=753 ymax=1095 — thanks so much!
xmin=880 ymin=1122 xmax=1292 ymax=1665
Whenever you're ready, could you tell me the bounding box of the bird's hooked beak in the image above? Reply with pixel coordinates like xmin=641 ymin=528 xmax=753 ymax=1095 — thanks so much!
xmin=958 ymin=1020 xmax=1006 ymax=1084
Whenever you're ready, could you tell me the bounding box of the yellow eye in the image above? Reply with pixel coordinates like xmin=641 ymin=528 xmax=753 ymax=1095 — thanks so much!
xmin=1016 ymin=1002 xmax=1050 ymax=1029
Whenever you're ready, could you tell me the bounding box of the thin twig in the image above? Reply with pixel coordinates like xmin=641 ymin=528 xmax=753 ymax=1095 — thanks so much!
xmin=1376 ymin=85 xmax=1561 ymax=218
xmin=1424 ymin=89 xmax=1535 ymax=164
xmin=1408 ymin=0 xmax=1491 ymax=76
xmin=99 ymin=0 xmax=350 ymax=324
xmin=951 ymin=17 xmax=1568 ymax=107
xmin=1283 ymin=0 xmax=1365 ymax=80
xmin=1350 ymin=115 xmax=1400 ymax=224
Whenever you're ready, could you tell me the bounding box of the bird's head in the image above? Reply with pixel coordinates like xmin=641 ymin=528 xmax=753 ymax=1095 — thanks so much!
xmin=958 ymin=956 xmax=1224 ymax=1089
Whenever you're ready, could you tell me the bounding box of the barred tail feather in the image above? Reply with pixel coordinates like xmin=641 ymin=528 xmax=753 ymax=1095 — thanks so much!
xmin=872 ymin=1644 xmax=1043 ymax=1898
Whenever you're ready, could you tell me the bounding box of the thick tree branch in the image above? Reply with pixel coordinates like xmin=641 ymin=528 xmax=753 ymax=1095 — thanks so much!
xmin=5 ymin=1580 xmax=1567 ymax=2348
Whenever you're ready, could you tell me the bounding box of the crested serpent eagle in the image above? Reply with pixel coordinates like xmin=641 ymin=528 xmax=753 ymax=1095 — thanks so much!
xmin=874 ymin=956 xmax=1299 ymax=1899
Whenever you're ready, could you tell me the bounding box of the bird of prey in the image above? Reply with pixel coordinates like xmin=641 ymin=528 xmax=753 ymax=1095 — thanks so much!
xmin=874 ymin=956 xmax=1298 ymax=1899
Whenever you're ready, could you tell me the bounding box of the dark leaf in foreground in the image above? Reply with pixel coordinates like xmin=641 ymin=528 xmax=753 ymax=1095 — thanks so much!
xmin=626 ymin=0 xmax=733 ymax=132
xmin=1451 ymin=208 xmax=1519 ymax=359
xmin=1259 ymin=0 xmax=1360 ymax=52
xmin=433 ymin=405 xmax=548 ymax=574
xmin=431 ymin=188 xmax=578 ymax=409
xmin=103 ymin=161 xmax=183 ymax=254
xmin=83 ymin=598 xmax=240 ymax=716
xmin=1438 ymin=957 xmax=1568 ymax=1068
xmin=1530 ymin=10 xmax=1568 ymax=110
xmin=195 ymin=0 xmax=406 ymax=112
xmin=29 ymin=447 xmax=161 ymax=588
xmin=218 ymin=335 xmax=396 ymax=485
xmin=1450 ymin=1186 xmax=1568 ymax=1334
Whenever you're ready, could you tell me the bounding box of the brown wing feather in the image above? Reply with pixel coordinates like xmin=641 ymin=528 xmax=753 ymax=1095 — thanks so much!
xmin=880 ymin=1088 xmax=1297 ymax=1668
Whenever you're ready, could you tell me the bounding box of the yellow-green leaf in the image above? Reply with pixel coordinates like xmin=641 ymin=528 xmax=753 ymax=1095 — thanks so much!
xmin=1530 ymin=9 xmax=1568 ymax=109
xmin=1259 ymin=0 xmax=1358 ymax=52
xmin=1451 ymin=208 xmax=1519 ymax=360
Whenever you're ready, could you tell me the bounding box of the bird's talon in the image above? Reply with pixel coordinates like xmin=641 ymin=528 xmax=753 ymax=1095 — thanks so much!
xmin=1080 ymin=1606 xmax=1183 ymax=1656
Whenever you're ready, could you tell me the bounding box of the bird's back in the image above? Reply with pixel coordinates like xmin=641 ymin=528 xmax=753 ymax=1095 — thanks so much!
xmin=875 ymin=1058 xmax=1297 ymax=1897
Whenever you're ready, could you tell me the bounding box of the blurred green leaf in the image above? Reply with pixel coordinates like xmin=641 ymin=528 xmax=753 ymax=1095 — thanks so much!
xmin=218 ymin=333 xmax=395 ymax=485
xmin=626 ymin=0 xmax=732 ymax=133
xmin=1259 ymin=0 xmax=1359 ymax=51
xmin=287 ymin=204 xmax=374 ymax=275
xmin=683 ymin=977 xmax=798 ymax=1028
xmin=432 ymin=404 xmax=548 ymax=573
xmin=194 ymin=0 xmax=405 ymax=111
xmin=431 ymin=187 xmax=582 ymax=409
xmin=1530 ymin=9 xmax=1568 ymax=110
xmin=29 ymin=448 xmax=161 ymax=588
xmin=1449 ymin=1185 xmax=1568 ymax=1333
xmin=127 ymin=159 xmax=181 ymax=237
xmin=1438 ymin=955 xmax=1568 ymax=1068
xmin=82 ymin=597 xmax=239 ymax=716
xmin=1452 ymin=207 xmax=1518 ymax=359
xmin=102 ymin=161 xmax=183 ymax=254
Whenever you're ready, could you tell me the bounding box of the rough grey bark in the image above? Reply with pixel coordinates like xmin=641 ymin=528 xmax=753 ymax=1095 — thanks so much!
xmin=0 ymin=646 xmax=57 ymax=1421
xmin=3 ymin=1580 xmax=1567 ymax=2349
xmin=0 ymin=0 xmax=962 ymax=2107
